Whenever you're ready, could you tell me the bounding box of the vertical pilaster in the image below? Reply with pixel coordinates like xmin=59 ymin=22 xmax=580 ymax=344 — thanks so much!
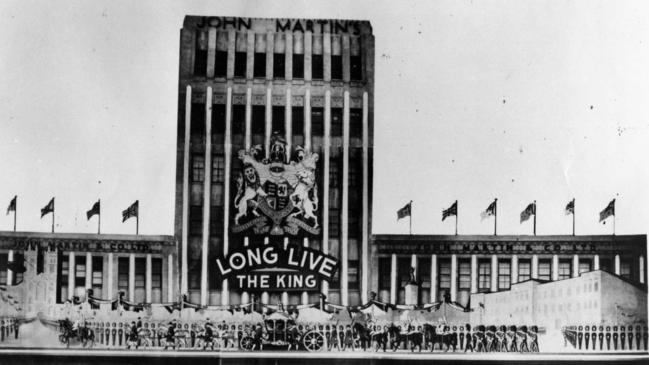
xmin=323 ymin=33 xmax=331 ymax=82
xmin=389 ymin=254 xmax=397 ymax=305
xmin=410 ymin=255 xmax=418 ymax=278
xmin=341 ymin=90 xmax=350 ymax=305
xmin=361 ymin=91 xmax=369 ymax=303
xmin=181 ymin=86 xmax=192 ymax=295
xmin=470 ymin=254 xmax=478 ymax=294
xmin=450 ymin=254 xmax=457 ymax=302
xmin=640 ymin=255 xmax=645 ymax=284
xmin=107 ymin=253 xmax=114 ymax=299
xmin=85 ymin=252 xmax=92 ymax=290
xmin=321 ymin=90 xmax=331 ymax=298
xmin=614 ymin=254 xmax=621 ymax=275
xmin=304 ymin=88 xmax=312 ymax=151
xmin=531 ymin=254 xmax=539 ymax=279
xmin=594 ymin=254 xmax=600 ymax=270
xmin=6 ymin=250 xmax=13 ymax=285
xmin=285 ymin=88 xmax=292 ymax=159
xmin=201 ymin=87 xmax=213 ymax=306
xmin=572 ymin=254 xmax=579 ymax=278
xmin=241 ymin=86 xmax=252 ymax=305
xmin=222 ymin=86 xmax=233 ymax=305
xmin=128 ymin=254 xmax=135 ymax=302
xmin=511 ymin=255 xmax=519 ymax=284
xmin=206 ymin=27 xmax=217 ymax=78
xmin=285 ymin=33 xmax=293 ymax=80
xmin=265 ymin=87 xmax=272 ymax=154
xmin=552 ymin=255 xmax=559 ymax=281
xmin=146 ymin=254 xmax=152 ymax=303
xmin=491 ymin=255 xmax=498 ymax=292
xmin=304 ymin=31 xmax=312 ymax=81
xmin=342 ymin=35 xmax=350 ymax=82
xmin=68 ymin=253 xmax=75 ymax=300
xmin=167 ymin=254 xmax=174 ymax=302
xmin=430 ymin=254 xmax=437 ymax=302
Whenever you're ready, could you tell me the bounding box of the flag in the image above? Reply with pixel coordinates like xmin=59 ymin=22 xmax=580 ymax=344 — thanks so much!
xmin=87 ymin=200 xmax=100 ymax=220
xmin=41 ymin=198 xmax=54 ymax=218
xmin=442 ymin=201 xmax=457 ymax=221
xmin=6 ymin=196 xmax=16 ymax=215
xmin=565 ymin=199 xmax=574 ymax=215
xmin=397 ymin=202 xmax=411 ymax=221
xmin=520 ymin=202 xmax=536 ymax=223
xmin=480 ymin=199 xmax=497 ymax=220
xmin=122 ymin=200 xmax=138 ymax=222
xmin=599 ymin=199 xmax=615 ymax=222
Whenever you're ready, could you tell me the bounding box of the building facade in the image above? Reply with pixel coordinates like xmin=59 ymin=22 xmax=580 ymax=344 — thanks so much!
xmin=174 ymin=16 xmax=375 ymax=307
xmin=372 ymin=234 xmax=647 ymax=308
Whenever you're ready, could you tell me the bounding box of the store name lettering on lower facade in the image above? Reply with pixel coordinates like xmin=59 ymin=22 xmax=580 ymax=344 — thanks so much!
xmin=6 ymin=240 xmax=161 ymax=253
xmin=215 ymin=243 xmax=339 ymax=291
xmin=376 ymin=241 xmax=626 ymax=255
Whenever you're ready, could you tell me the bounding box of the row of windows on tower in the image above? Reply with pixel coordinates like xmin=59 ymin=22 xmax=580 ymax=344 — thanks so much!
xmin=194 ymin=50 xmax=363 ymax=81
xmin=187 ymin=104 xmax=364 ymax=139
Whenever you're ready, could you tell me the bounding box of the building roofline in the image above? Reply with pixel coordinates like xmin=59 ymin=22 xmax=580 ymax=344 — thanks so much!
xmin=371 ymin=234 xmax=646 ymax=243
xmin=0 ymin=230 xmax=174 ymax=243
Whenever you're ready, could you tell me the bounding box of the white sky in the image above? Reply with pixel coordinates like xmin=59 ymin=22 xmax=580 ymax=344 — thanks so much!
xmin=0 ymin=0 xmax=648 ymax=236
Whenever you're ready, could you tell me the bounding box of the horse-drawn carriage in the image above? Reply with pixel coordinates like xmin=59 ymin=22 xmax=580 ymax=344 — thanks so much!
xmin=58 ymin=319 xmax=95 ymax=348
xmin=239 ymin=312 xmax=327 ymax=352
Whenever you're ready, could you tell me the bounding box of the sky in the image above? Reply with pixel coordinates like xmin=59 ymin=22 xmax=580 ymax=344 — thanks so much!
xmin=0 ymin=0 xmax=648 ymax=237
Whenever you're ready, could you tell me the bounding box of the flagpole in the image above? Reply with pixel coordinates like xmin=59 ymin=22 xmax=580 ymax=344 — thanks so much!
xmin=572 ymin=199 xmax=575 ymax=236
xmin=52 ymin=199 xmax=55 ymax=233
xmin=409 ymin=200 xmax=413 ymax=235
xmin=533 ymin=200 xmax=536 ymax=236
xmin=455 ymin=200 xmax=458 ymax=236
xmin=494 ymin=198 xmax=497 ymax=236
xmin=98 ymin=199 xmax=101 ymax=235
xmin=13 ymin=196 xmax=17 ymax=232
xmin=136 ymin=214 xmax=139 ymax=235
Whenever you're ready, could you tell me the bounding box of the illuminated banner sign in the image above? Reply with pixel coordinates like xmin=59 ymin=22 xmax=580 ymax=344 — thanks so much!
xmin=215 ymin=243 xmax=339 ymax=291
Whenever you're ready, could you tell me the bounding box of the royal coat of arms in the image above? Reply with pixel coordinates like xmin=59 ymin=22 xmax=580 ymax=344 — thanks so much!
xmin=232 ymin=132 xmax=320 ymax=236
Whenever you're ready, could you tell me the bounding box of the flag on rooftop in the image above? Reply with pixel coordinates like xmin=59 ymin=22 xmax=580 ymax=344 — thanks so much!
xmin=87 ymin=200 xmax=100 ymax=220
xmin=6 ymin=196 xmax=16 ymax=215
xmin=40 ymin=198 xmax=54 ymax=218
xmin=599 ymin=199 xmax=615 ymax=223
xmin=520 ymin=202 xmax=536 ymax=223
xmin=565 ymin=199 xmax=574 ymax=215
xmin=397 ymin=201 xmax=411 ymax=221
xmin=480 ymin=199 xmax=497 ymax=221
xmin=442 ymin=201 xmax=457 ymax=221
xmin=122 ymin=200 xmax=139 ymax=222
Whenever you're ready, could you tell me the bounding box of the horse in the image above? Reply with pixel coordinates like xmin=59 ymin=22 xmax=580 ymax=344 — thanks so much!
xmin=58 ymin=319 xmax=95 ymax=348
xmin=368 ymin=325 xmax=389 ymax=352
xmin=424 ymin=324 xmax=457 ymax=352
xmin=352 ymin=322 xmax=372 ymax=351
xmin=387 ymin=324 xmax=423 ymax=351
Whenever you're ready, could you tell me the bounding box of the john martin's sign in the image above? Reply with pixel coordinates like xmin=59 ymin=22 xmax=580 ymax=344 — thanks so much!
xmin=215 ymin=243 xmax=338 ymax=291
xmin=232 ymin=133 xmax=320 ymax=236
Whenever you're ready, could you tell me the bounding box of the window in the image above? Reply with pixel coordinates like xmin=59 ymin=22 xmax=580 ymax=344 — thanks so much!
xmin=312 ymin=54 xmax=323 ymax=79
xmin=254 ymin=52 xmax=266 ymax=78
xmin=620 ymin=260 xmax=631 ymax=279
xmin=331 ymin=108 xmax=343 ymax=136
xmin=329 ymin=159 xmax=340 ymax=187
xmin=378 ymin=257 xmax=391 ymax=290
xmin=190 ymin=206 xmax=203 ymax=234
xmin=418 ymin=257 xmax=431 ymax=288
xmin=438 ymin=259 xmax=451 ymax=299
xmin=91 ymin=256 xmax=103 ymax=296
xmin=273 ymin=53 xmax=285 ymax=78
xmin=498 ymin=260 xmax=511 ymax=290
xmin=518 ymin=259 xmax=531 ymax=282
xmin=331 ymin=55 xmax=343 ymax=80
xmin=458 ymin=260 xmax=471 ymax=290
xmin=558 ymin=260 xmax=571 ymax=280
xmin=292 ymin=54 xmax=304 ymax=79
xmin=350 ymin=55 xmax=362 ymax=81
xmin=212 ymin=155 xmax=225 ymax=183
xmin=152 ymin=258 xmax=163 ymax=303
xmin=478 ymin=260 xmax=491 ymax=292
xmin=348 ymin=260 xmax=359 ymax=290
xmin=579 ymin=260 xmax=591 ymax=274
xmin=234 ymin=51 xmax=247 ymax=77
xmin=214 ymin=51 xmax=227 ymax=77
xmin=329 ymin=208 xmax=340 ymax=237
xmin=599 ymin=258 xmax=612 ymax=272
xmin=134 ymin=258 xmax=145 ymax=303
xmin=292 ymin=106 xmax=304 ymax=139
xmin=0 ymin=254 xmax=7 ymax=285
xmin=190 ymin=103 xmax=206 ymax=135
xmin=118 ymin=257 xmax=129 ymax=296
xmin=350 ymin=108 xmax=363 ymax=139
xmin=194 ymin=30 xmax=207 ymax=77
xmin=272 ymin=106 xmax=285 ymax=135
xmin=59 ymin=255 xmax=69 ymax=303
xmin=397 ymin=257 xmax=411 ymax=289
xmin=75 ymin=256 xmax=86 ymax=289
xmin=232 ymin=105 xmax=245 ymax=135
xmin=538 ymin=259 xmax=551 ymax=281
xmin=311 ymin=107 xmax=324 ymax=136
xmin=252 ymin=105 xmax=265 ymax=135
xmin=192 ymin=155 xmax=205 ymax=182
xmin=13 ymin=253 xmax=24 ymax=284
